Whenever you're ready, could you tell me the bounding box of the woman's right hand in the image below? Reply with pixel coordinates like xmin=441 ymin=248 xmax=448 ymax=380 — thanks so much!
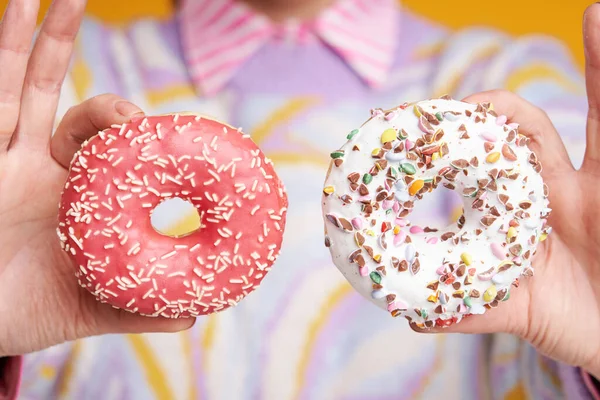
xmin=0 ymin=0 xmax=193 ymax=358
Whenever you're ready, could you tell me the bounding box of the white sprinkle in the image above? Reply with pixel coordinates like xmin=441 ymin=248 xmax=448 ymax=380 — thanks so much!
xmin=127 ymin=243 xmax=141 ymax=256
xmin=107 ymin=213 xmax=122 ymax=226
xmin=167 ymin=154 xmax=178 ymax=168
xmin=165 ymin=175 xmax=183 ymax=185
xmin=161 ymin=251 xmax=177 ymax=260
xmin=112 ymin=157 xmax=124 ymax=167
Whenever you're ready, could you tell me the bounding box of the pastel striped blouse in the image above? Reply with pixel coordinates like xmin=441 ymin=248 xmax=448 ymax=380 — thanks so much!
xmin=16 ymin=0 xmax=596 ymax=398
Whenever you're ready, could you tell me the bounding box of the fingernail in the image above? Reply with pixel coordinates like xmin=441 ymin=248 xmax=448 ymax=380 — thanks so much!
xmin=115 ymin=100 xmax=144 ymax=118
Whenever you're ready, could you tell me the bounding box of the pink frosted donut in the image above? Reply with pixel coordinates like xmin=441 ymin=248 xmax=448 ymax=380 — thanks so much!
xmin=57 ymin=114 xmax=288 ymax=318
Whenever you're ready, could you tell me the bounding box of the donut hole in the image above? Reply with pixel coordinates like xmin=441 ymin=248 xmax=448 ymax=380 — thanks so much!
xmin=150 ymin=197 xmax=201 ymax=238
xmin=407 ymin=187 xmax=464 ymax=230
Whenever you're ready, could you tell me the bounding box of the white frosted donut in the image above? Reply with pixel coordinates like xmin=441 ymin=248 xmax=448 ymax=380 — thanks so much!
xmin=322 ymin=98 xmax=551 ymax=328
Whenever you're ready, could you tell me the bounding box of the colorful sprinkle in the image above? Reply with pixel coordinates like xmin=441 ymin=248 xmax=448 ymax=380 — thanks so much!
xmin=463 ymin=297 xmax=472 ymax=307
xmin=330 ymin=150 xmax=344 ymax=159
xmin=480 ymin=131 xmax=497 ymax=142
xmin=347 ymin=129 xmax=359 ymax=140
xmin=386 ymin=152 xmax=406 ymax=162
xmin=413 ymin=105 xmax=422 ymax=118
xmin=477 ymin=268 xmax=495 ymax=281
xmin=351 ymin=217 xmax=363 ymax=230
xmin=435 ymin=112 xmax=443 ymax=121
xmin=370 ymin=271 xmax=382 ymax=284
xmin=460 ymin=252 xmax=472 ymax=266
xmin=395 ymin=218 xmax=408 ymax=227
xmin=490 ymin=243 xmax=505 ymax=260
xmin=507 ymin=227 xmax=517 ymax=241
xmin=400 ymin=163 xmax=416 ymax=175
xmin=363 ymin=174 xmax=373 ymax=184
xmin=486 ymin=152 xmax=501 ymax=163
xmin=426 ymin=237 xmax=439 ymax=244
xmin=385 ymin=111 xmax=397 ymax=121
xmin=381 ymin=129 xmax=397 ymax=143
xmin=323 ymin=186 xmax=334 ymax=195
xmin=409 ymin=179 xmax=424 ymax=196
xmin=409 ymin=225 xmax=424 ymax=234
xmin=483 ymin=285 xmax=497 ymax=302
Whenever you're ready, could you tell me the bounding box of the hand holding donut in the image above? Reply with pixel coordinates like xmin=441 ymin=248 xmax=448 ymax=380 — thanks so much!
xmin=323 ymin=4 xmax=600 ymax=380
xmin=0 ymin=0 xmax=193 ymax=358
xmin=429 ymin=5 xmax=600 ymax=379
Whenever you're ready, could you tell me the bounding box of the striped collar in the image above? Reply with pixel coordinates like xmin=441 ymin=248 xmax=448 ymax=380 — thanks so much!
xmin=178 ymin=0 xmax=399 ymax=96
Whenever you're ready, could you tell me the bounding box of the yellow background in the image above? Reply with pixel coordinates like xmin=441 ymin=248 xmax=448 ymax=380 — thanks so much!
xmin=0 ymin=0 xmax=594 ymax=67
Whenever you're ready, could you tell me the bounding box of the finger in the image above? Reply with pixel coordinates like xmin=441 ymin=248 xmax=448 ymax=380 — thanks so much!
xmin=98 ymin=307 xmax=196 ymax=335
xmin=76 ymin=290 xmax=196 ymax=338
xmin=11 ymin=0 xmax=87 ymax=150
xmin=463 ymin=90 xmax=573 ymax=178
xmin=51 ymin=94 xmax=144 ymax=168
xmin=583 ymin=4 xmax=600 ymax=169
xmin=410 ymin=282 xmax=530 ymax=336
xmin=0 ymin=0 xmax=39 ymax=151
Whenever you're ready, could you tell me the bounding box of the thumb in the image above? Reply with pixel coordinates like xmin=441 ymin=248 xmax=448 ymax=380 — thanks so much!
xmin=51 ymin=94 xmax=144 ymax=168
xmin=410 ymin=277 xmax=531 ymax=337
xmin=80 ymin=290 xmax=196 ymax=337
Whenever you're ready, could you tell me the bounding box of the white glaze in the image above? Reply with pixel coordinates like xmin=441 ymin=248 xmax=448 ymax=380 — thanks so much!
xmin=322 ymin=99 xmax=551 ymax=327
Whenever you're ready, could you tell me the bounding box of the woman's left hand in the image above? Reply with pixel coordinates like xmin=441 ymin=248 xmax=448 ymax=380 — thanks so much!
xmin=417 ymin=4 xmax=600 ymax=380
